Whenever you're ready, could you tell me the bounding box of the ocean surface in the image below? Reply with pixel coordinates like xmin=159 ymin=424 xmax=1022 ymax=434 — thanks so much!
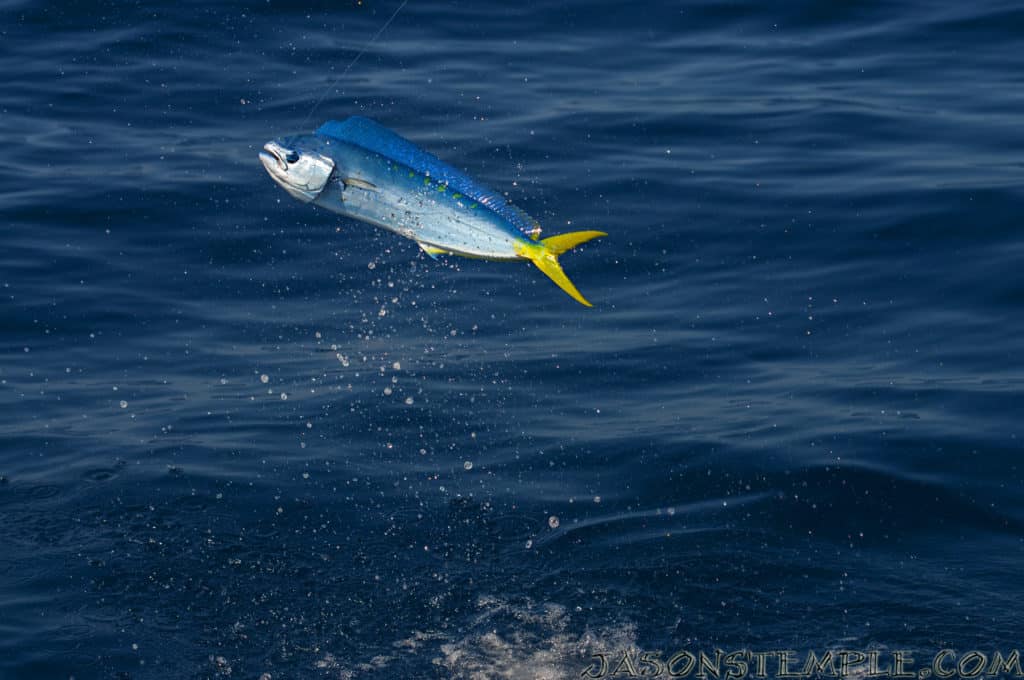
xmin=2 ymin=1 xmax=1023 ymax=678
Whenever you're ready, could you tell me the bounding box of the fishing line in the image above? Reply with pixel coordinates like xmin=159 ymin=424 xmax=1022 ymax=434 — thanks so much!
xmin=301 ymin=0 xmax=409 ymax=127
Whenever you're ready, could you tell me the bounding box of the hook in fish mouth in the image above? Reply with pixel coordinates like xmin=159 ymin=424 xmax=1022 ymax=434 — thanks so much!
xmin=259 ymin=136 xmax=336 ymax=203
xmin=259 ymin=141 xmax=294 ymax=172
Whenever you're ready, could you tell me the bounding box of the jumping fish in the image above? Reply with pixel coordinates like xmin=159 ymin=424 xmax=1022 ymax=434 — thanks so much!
xmin=259 ymin=116 xmax=605 ymax=306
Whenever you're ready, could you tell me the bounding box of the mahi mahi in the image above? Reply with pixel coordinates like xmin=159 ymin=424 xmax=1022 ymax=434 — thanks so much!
xmin=258 ymin=116 xmax=605 ymax=306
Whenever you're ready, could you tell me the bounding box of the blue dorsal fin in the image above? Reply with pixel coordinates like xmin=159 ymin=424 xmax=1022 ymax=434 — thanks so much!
xmin=316 ymin=117 xmax=541 ymax=238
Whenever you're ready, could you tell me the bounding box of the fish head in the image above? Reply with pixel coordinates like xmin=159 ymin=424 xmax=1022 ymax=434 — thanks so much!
xmin=259 ymin=134 xmax=336 ymax=202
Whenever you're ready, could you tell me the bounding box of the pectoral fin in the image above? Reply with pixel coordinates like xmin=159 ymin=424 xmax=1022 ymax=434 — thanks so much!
xmin=343 ymin=177 xmax=379 ymax=191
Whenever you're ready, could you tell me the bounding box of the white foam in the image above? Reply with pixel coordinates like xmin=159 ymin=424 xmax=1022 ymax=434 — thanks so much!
xmin=309 ymin=595 xmax=637 ymax=677
xmin=432 ymin=596 xmax=638 ymax=679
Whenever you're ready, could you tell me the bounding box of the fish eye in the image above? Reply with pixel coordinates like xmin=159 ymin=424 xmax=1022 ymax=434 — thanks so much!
xmin=285 ymin=150 xmax=300 ymax=163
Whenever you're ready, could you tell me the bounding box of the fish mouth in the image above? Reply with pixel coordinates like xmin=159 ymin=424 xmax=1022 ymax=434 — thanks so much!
xmin=258 ymin=136 xmax=335 ymax=202
xmin=259 ymin=142 xmax=287 ymax=173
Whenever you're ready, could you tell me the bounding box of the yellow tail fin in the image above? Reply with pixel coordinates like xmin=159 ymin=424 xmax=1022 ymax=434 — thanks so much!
xmin=541 ymin=230 xmax=607 ymax=255
xmin=518 ymin=230 xmax=606 ymax=306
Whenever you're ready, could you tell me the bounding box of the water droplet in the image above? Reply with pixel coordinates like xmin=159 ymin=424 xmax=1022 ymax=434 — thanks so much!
xmin=548 ymin=515 xmax=560 ymax=529
xmin=404 ymin=396 xmax=414 ymax=405
xmin=260 ymin=374 xmax=269 ymax=384
xmin=119 ymin=400 xmax=128 ymax=409
xmin=280 ymin=392 xmax=288 ymax=401
xmin=463 ymin=461 xmax=473 ymax=471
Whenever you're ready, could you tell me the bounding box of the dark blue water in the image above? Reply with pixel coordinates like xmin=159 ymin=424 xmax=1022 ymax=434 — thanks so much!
xmin=2 ymin=1 xmax=1023 ymax=677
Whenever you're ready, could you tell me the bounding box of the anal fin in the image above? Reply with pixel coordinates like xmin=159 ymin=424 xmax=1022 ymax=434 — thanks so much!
xmin=417 ymin=242 xmax=447 ymax=260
